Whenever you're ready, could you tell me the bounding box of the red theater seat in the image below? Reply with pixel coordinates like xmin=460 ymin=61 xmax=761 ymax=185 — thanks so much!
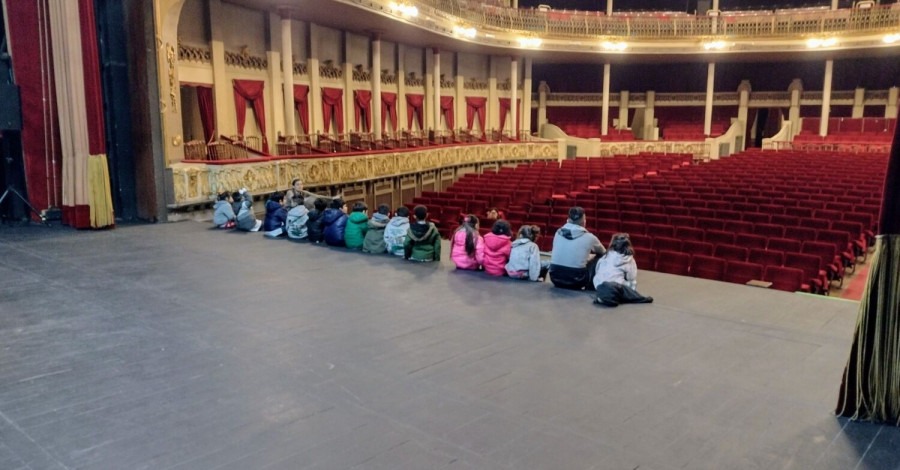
xmin=690 ymin=255 xmax=726 ymax=281
xmin=763 ymin=266 xmax=806 ymax=292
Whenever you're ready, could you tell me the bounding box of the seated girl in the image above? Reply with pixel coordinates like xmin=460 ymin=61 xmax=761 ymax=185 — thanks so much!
xmin=212 ymin=191 xmax=236 ymax=229
xmin=450 ymin=214 xmax=485 ymax=270
xmin=506 ymin=225 xmax=549 ymax=281
xmin=482 ymin=219 xmax=513 ymax=276
xmin=593 ymin=233 xmax=653 ymax=307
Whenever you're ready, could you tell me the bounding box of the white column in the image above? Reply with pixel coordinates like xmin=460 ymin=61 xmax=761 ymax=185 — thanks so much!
xmin=607 ymin=0 xmax=613 ymax=15
xmin=372 ymin=34 xmax=382 ymax=138
xmin=397 ymin=45 xmax=408 ymax=131
xmin=510 ymin=57 xmax=518 ymax=139
xmin=281 ymin=17 xmax=296 ymax=135
xmin=618 ymin=90 xmax=629 ymax=130
xmin=704 ymin=62 xmax=715 ymax=136
xmin=343 ymin=33 xmax=353 ymax=134
xmin=522 ymin=57 xmax=533 ymax=138
xmin=886 ymin=87 xmax=899 ymax=119
xmin=308 ymin=24 xmax=322 ymax=134
xmin=711 ymin=0 xmax=720 ymax=34
xmin=831 ymin=0 xmax=838 ymax=9
xmin=488 ymin=57 xmax=498 ymax=131
xmin=820 ymin=59 xmax=833 ymax=137
xmin=537 ymin=81 xmax=548 ymax=131
xmin=601 ymin=63 xmax=611 ymax=136
xmin=433 ymin=48 xmax=441 ymax=130
xmin=851 ymin=87 xmax=865 ymax=118
xmin=210 ymin=0 xmax=233 ymax=137
xmin=788 ymin=79 xmax=802 ymax=137
xmin=48 ymin=0 xmax=90 ymax=207
xmin=737 ymin=81 xmax=750 ymax=151
xmin=645 ymin=91 xmax=656 ymax=140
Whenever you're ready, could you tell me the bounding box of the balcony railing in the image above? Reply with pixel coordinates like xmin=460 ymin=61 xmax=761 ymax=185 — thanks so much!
xmin=412 ymin=0 xmax=900 ymax=39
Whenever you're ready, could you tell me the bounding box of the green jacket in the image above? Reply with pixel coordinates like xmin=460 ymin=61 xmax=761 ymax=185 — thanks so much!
xmin=344 ymin=212 xmax=369 ymax=249
xmin=404 ymin=221 xmax=441 ymax=261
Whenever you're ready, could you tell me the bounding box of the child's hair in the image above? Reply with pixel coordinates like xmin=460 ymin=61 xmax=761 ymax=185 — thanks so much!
xmin=491 ymin=219 xmax=512 ymax=236
xmin=413 ymin=205 xmax=428 ymax=220
xmin=517 ymin=224 xmax=540 ymax=242
xmin=460 ymin=214 xmax=480 ymax=257
xmin=270 ymin=191 xmax=284 ymax=202
xmin=567 ymin=206 xmax=585 ymax=225
xmin=314 ymin=198 xmax=328 ymax=211
xmin=231 ymin=191 xmax=242 ymax=202
xmin=352 ymin=201 xmax=367 ymax=213
xmin=377 ymin=204 xmax=390 ymax=215
xmin=291 ymin=178 xmax=301 ymax=186
xmin=609 ymin=233 xmax=634 ymax=256
xmin=486 ymin=208 xmax=500 ymax=218
xmin=396 ymin=206 xmax=410 ymax=217
xmin=217 ymin=191 xmax=230 ymax=201
xmin=330 ymin=198 xmax=345 ymax=209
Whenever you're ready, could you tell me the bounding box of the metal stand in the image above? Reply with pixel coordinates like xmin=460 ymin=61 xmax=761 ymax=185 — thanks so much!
xmin=0 ymin=186 xmax=49 ymax=225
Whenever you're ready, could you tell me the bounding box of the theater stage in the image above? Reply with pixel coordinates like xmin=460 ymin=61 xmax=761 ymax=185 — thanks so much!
xmin=0 ymin=222 xmax=897 ymax=470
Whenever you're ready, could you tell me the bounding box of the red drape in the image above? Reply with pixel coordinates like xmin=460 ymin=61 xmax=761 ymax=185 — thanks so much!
xmin=232 ymin=79 xmax=268 ymax=152
xmin=465 ymin=96 xmax=487 ymax=131
xmin=193 ymin=86 xmax=216 ymax=142
xmin=440 ymin=96 xmax=454 ymax=130
xmin=499 ymin=98 xmax=521 ymax=138
xmin=78 ymin=0 xmax=105 ymax=154
xmin=406 ymin=93 xmax=424 ymax=130
xmin=293 ymin=84 xmax=309 ymax=134
xmin=381 ymin=92 xmax=398 ymax=132
xmin=353 ymin=90 xmax=372 ymax=132
xmin=322 ymin=87 xmax=344 ymax=134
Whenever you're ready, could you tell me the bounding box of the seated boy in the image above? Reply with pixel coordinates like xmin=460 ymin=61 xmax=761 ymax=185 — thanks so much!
xmin=404 ymin=205 xmax=441 ymax=262
xmin=362 ymin=204 xmax=391 ymax=253
xmin=384 ymin=206 xmax=410 ymax=257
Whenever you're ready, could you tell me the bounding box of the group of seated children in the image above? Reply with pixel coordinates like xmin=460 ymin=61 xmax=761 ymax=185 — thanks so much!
xmin=215 ymin=188 xmax=652 ymax=306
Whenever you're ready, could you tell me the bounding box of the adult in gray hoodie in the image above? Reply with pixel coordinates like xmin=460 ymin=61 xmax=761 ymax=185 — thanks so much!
xmin=592 ymin=233 xmax=653 ymax=307
xmin=363 ymin=205 xmax=391 ymax=253
xmin=383 ymin=206 xmax=411 ymax=257
xmin=549 ymin=206 xmax=606 ymax=290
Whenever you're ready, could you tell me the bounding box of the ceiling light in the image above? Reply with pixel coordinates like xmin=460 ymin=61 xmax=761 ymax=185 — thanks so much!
xmin=601 ymin=41 xmax=627 ymax=51
xmin=518 ymin=37 xmax=542 ymax=48
xmin=453 ymin=26 xmax=477 ymax=39
xmin=389 ymin=2 xmax=418 ymax=17
xmin=703 ymin=41 xmax=726 ymax=50
xmin=807 ymin=37 xmax=838 ymax=48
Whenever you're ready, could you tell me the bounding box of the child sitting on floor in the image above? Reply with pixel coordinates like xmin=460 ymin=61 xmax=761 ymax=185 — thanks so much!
xmin=263 ymin=192 xmax=288 ymax=238
xmin=450 ymin=214 xmax=485 ymax=271
xmin=235 ymin=188 xmax=263 ymax=232
xmin=384 ymin=206 xmax=410 ymax=257
xmin=322 ymin=198 xmax=348 ymax=247
xmin=212 ymin=191 xmax=236 ymax=229
xmin=306 ymin=198 xmax=328 ymax=243
xmin=404 ymin=205 xmax=441 ymax=262
xmin=344 ymin=202 xmax=369 ymax=250
xmin=506 ymin=225 xmax=550 ymax=282
xmin=363 ymin=204 xmax=391 ymax=253
xmin=286 ymin=197 xmax=309 ymax=240
xmin=482 ymin=219 xmax=513 ymax=276
xmin=593 ymin=233 xmax=653 ymax=307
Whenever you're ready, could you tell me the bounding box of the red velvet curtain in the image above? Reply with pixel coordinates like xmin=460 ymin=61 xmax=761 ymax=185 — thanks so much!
xmin=322 ymin=87 xmax=344 ymax=134
xmin=78 ymin=0 xmax=105 ymax=154
xmin=406 ymin=93 xmax=424 ymax=130
xmin=195 ymin=86 xmax=216 ymax=142
xmin=498 ymin=98 xmax=521 ymax=138
xmin=440 ymin=96 xmax=454 ymax=130
xmin=293 ymin=84 xmax=309 ymax=134
xmin=232 ymin=79 xmax=268 ymax=152
xmin=382 ymin=92 xmax=398 ymax=132
xmin=353 ymin=90 xmax=372 ymax=132
xmin=6 ymin=1 xmax=62 ymax=212
xmin=465 ymin=96 xmax=487 ymax=131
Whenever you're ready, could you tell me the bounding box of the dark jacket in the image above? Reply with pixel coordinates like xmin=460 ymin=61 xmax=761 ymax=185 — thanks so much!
xmin=404 ymin=221 xmax=441 ymax=261
xmin=322 ymin=208 xmax=348 ymax=246
xmin=306 ymin=209 xmax=326 ymax=242
xmin=263 ymin=200 xmax=288 ymax=233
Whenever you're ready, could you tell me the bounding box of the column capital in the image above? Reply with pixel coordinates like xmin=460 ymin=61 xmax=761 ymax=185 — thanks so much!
xmin=737 ymin=80 xmax=751 ymax=94
xmin=788 ymin=78 xmax=803 ymax=93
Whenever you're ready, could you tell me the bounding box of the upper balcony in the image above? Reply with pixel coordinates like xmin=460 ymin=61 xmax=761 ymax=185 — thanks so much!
xmin=310 ymin=0 xmax=900 ymax=60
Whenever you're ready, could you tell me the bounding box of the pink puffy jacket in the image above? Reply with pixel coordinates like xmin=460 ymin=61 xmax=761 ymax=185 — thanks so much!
xmin=450 ymin=228 xmax=484 ymax=270
xmin=482 ymin=233 xmax=512 ymax=276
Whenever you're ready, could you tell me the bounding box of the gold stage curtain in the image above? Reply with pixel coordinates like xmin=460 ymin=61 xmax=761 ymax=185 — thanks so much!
xmin=88 ymin=154 xmax=114 ymax=228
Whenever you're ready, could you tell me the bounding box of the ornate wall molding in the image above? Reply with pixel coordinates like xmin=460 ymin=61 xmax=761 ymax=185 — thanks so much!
xmin=440 ymin=74 xmax=455 ymax=88
xmin=293 ymin=62 xmax=308 ymax=76
xmin=224 ymin=47 xmax=268 ymax=70
xmin=382 ymin=70 xmax=397 ymax=85
xmin=168 ymin=141 xmax=561 ymax=206
xmin=320 ymin=60 xmax=343 ymax=79
xmin=178 ymin=42 xmax=211 ymax=64
xmin=406 ymin=72 xmax=425 ymax=87
xmin=352 ymin=65 xmax=371 ymax=82
xmin=464 ymin=77 xmax=489 ymax=90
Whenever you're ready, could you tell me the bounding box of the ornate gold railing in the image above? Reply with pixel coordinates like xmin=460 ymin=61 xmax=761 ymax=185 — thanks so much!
xmin=411 ymin=0 xmax=900 ymax=39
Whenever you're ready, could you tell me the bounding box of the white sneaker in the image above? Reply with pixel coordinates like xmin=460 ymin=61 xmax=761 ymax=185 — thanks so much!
xmin=251 ymin=219 xmax=263 ymax=232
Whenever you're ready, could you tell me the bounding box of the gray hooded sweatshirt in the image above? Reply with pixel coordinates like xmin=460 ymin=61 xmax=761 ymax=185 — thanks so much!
xmin=593 ymin=250 xmax=638 ymax=290
xmin=505 ymin=238 xmax=542 ymax=281
xmin=383 ymin=215 xmax=411 ymax=256
xmin=549 ymin=222 xmax=604 ymax=268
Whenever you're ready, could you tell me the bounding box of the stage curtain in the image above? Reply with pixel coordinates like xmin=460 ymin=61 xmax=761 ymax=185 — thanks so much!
xmin=465 ymin=96 xmax=486 ymax=131
xmin=354 ymin=90 xmax=372 ymax=132
xmin=406 ymin=93 xmax=424 ymax=130
xmin=322 ymin=87 xmax=344 ymax=134
xmin=196 ymin=86 xmax=216 ymax=142
xmin=381 ymin=92 xmax=398 ymax=132
xmin=293 ymin=84 xmax=309 ymax=134
xmin=88 ymin=154 xmax=114 ymax=227
xmin=498 ymin=98 xmax=521 ymax=137
xmin=440 ymin=96 xmax=454 ymax=130
xmin=78 ymin=0 xmax=105 ymax=155
xmin=232 ymin=79 xmax=268 ymax=152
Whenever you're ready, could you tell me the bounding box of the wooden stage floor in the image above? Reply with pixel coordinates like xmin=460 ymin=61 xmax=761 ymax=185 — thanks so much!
xmin=0 ymin=221 xmax=897 ymax=470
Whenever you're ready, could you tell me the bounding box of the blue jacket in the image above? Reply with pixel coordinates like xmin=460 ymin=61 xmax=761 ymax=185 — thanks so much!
xmin=263 ymin=200 xmax=288 ymax=232
xmin=322 ymin=208 xmax=348 ymax=246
